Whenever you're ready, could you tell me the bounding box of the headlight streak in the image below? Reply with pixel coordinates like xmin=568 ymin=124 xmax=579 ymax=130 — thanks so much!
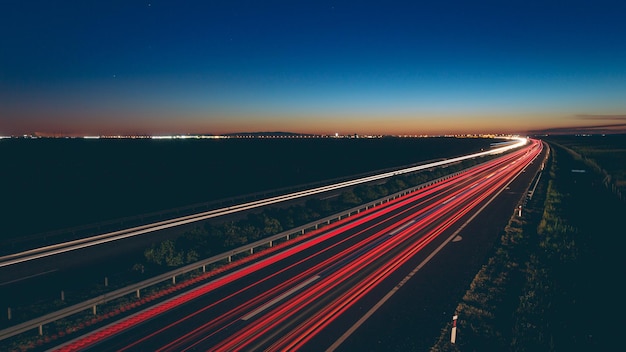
xmin=125 ymin=148 xmax=536 ymax=352
xmin=60 ymin=165 xmax=482 ymax=352
xmin=1 ymin=138 xmax=527 ymax=268
xmin=53 ymin=139 xmax=541 ymax=352
xmin=270 ymin=145 xmax=542 ymax=351
xmin=153 ymin=163 xmax=499 ymax=351
xmin=208 ymin=143 xmax=540 ymax=351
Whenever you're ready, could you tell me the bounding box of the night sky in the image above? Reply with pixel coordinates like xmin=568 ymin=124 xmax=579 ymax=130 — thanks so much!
xmin=2 ymin=0 xmax=626 ymax=136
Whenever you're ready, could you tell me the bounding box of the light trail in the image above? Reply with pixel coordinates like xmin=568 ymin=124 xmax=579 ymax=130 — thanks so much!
xmin=0 ymin=137 xmax=527 ymax=268
xmin=224 ymin=142 xmax=541 ymax=351
xmin=52 ymin=139 xmax=541 ymax=352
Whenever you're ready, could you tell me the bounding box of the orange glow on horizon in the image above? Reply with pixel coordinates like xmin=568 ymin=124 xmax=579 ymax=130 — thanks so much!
xmin=4 ymin=110 xmax=626 ymax=137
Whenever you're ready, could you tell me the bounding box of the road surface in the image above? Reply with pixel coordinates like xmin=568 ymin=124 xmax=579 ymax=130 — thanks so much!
xmin=52 ymin=139 xmax=542 ymax=351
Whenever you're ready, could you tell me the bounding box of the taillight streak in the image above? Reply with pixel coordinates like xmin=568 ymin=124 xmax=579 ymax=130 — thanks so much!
xmin=216 ymin=144 xmax=540 ymax=351
xmin=57 ymin=142 xmax=541 ymax=352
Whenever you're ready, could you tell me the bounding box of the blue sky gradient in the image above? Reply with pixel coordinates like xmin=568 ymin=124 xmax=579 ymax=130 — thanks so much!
xmin=2 ymin=0 xmax=626 ymax=135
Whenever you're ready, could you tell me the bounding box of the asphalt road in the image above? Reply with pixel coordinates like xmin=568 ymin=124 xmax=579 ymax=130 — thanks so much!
xmin=0 ymin=139 xmax=527 ymax=312
xmin=338 ymin=141 xmax=548 ymax=351
xmin=53 ymin=140 xmax=543 ymax=351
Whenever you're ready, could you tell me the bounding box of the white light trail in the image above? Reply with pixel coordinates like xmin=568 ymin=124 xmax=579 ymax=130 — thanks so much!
xmin=0 ymin=137 xmax=528 ymax=268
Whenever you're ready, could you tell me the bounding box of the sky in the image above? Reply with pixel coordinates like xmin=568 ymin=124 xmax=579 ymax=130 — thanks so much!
xmin=1 ymin=0 xmax=626 ymax=136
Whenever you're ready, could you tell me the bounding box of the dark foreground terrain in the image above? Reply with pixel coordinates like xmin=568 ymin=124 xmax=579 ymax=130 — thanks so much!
xmin=3 ymin=137 xmax=496 ymax=239
xmin=428 ymin=135 xmax=626 ymax=351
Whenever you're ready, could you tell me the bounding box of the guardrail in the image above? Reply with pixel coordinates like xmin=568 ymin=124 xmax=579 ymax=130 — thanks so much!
xmin=0 ymin=169 xmax=466 ymax=342
xmin=3 ymin=138 xmax=526 ymax=256
xmin=0 ymin=158 xmax=444 ymax=255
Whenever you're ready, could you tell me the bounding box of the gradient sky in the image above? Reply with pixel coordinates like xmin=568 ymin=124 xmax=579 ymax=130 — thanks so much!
xmin=2 ymin=0 xmax=626 ymax=136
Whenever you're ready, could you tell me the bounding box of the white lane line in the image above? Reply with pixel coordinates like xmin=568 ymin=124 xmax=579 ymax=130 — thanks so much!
xmin=326 ymin=148 xmax=537 ymax=352
xmin=0 ymin=269 xmax=58 ymax=286
xmin=388 ymin=220 xmax=416 ymax=236
xmin=442 ymin=195 xmax=457 ymax=205
xmin=1 ymin=138 xmax=528 ymax=268
xmin=242 ymin=275 xmax=321 ymax=321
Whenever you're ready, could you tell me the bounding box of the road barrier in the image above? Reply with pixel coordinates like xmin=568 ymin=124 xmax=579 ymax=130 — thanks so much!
xmin=0 ymin=169 xmax=469 ymax=342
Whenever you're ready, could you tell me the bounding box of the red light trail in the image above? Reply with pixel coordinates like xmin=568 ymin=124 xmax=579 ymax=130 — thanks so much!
xmin=55 ymin=140 xmax=542 ymax=352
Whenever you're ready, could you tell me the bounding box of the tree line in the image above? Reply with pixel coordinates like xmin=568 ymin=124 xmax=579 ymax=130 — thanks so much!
xmin=136 ymin=158 xmax=490 ymax=273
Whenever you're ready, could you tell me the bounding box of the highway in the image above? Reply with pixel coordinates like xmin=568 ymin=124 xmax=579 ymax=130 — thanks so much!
xmin=0 ymin=137 xmax=526 ymax=271
xmin=53 ymin=139 xmax=542 ymax=351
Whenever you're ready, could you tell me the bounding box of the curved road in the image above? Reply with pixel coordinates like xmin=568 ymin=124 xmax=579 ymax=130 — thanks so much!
xmin=54 ymin=139 xmax=542 ymax=351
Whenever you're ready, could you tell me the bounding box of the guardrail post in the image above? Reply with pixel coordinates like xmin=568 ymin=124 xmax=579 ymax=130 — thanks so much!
xmin=136 ymin=289 xmax=141 ymax=298
xmin=172 ymin=276 xmax=176 ymax=284
xmin=451 ymin=315 xmax=458 ymax=343
xmin=269 ymin=240 xmax=273 ymax=247
xmin=202 ymin=265 xmax=206 ymax=272
xmin=39 ymin=324 xmax=43 ymax=336
xmin=301 ymin=229 xmax=305 ymax=235
xmin=250 ymin=247 xmax=254 ymax=254
xmin=286 ymin=234 xmax=290 ymax=240
xmin=7 ymin=307 xmax=11 ymax=320
xmin=228 ymin=255 xmax=232 ymax=262
xmin=93 ymin=305 xmax=97 ymax=315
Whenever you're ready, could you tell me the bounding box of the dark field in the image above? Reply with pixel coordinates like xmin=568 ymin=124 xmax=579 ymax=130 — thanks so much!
xmin=544 ymin=134 xmax=626 ymax=193
xmin=2 ymin=137 xmax=496 ymax=239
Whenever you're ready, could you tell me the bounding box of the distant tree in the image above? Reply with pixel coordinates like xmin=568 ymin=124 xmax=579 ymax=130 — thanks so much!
xmin=240 ymin=223 xmax=261 ymax=241
xmin=203 ymin=223 xmax=226 ymax=253
xmin=339 ymin=189 xmax=362 ymax=206
xmin=131 ymin=263 xmax=145 ymax=274
xmin=306 ymin=198 xmax=333 ymax=214
xmin=144 ymin=240 xmax=183 ymax=267
xmin=373 ymin=185 xmax=389 ymax=197
xmin=185 ymin=249 xmax=199 ymax=264
xmin=222 ymin=221 xmax=246 ymax=248
xmin=144 ymin=239 xmax=197 ymax=267
xmin=279 ymin=208 xmax=296 ymax=229
xmin=178 ymin=226 xmax=209 ymax=252
xmin=387 ymin=178 xmax=407 ymax=193
xmin=294 ymin=205 xmax=319 ymax=225
xmin=354 ymin=185 xmax=379 ymax=202
xmin=263 ymin=216 xmax=283 ymax=235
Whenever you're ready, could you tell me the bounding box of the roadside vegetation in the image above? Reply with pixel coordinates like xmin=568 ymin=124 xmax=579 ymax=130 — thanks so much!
xmin=545 ymin=134 xmax=626 ymax=201
xmin=1 ymin=155 xmax=496 ymax=351
xmin=7 ymin=134 xmax=625 ymax=351
xmin=431 ymin=135 xmax=626 ymax=351
xmin=137 ymin=168 xmax=453 ymax=273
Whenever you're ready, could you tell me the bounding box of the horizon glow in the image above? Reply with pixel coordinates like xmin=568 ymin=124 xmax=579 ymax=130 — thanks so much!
xmin=2 ymin=1 xmax=626 ymax=136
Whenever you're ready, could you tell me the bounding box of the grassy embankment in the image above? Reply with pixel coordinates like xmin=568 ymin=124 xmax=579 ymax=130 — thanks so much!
xmin=430 ymin=136 xmax=626 ymax=351
xmin=546 ymin=134 xmax=626 ymax=201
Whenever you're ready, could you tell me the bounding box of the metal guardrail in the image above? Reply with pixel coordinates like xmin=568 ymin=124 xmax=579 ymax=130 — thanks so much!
xmin=0 ymin=169 xmax=468 ymax=342
xmin=1 ymin=159 xmax=443 ymax=254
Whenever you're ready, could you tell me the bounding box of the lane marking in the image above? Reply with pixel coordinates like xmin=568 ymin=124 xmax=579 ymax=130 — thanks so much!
xmin=242 ymin=275 xmax=320 ymax=321
xmin=387 ymin=220 xmax=416 ymax=236
xmin=442 ymin=195 xmax=457 ymax=205
xmin=326 ymin=148 xmax=540 ymax=352
xmin=1 ymin=138 xmax=527 ymax=268
xmin=0 ymin=269 xmax=58 ymax=286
